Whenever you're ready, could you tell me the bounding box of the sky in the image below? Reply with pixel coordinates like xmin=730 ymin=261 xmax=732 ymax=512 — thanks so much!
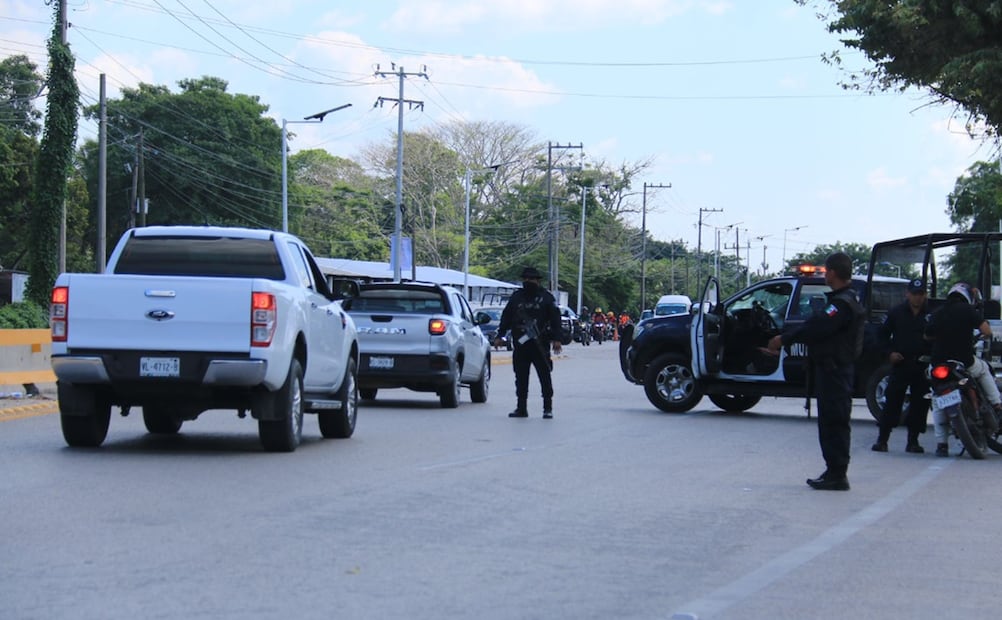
xmin=2 ymin=0 xmax=997 ymax=274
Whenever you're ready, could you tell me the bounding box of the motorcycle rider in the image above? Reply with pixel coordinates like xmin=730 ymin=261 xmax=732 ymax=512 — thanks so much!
xmin=924 ymin=282 xmax=1002 ymax=456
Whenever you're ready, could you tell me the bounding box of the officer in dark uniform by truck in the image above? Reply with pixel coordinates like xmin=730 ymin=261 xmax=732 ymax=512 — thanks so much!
xmin=871 ymin=278 xmax=931 ymax=454
xmin=497 ymin=266 xmax=563 ymax=419
xmin=766 ymin=252 xmax=865 ymax=491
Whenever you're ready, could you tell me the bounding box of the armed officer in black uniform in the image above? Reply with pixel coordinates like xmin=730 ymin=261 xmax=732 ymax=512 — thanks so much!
xmin=871 ymin=278 xmax=931 ymax=454
xmin=497 ymin=266 xmax=563 ymax=419
xmin=766 ymin=252 xmax=865 ymax=491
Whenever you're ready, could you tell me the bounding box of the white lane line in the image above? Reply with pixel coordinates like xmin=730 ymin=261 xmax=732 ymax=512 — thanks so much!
xmin=417 ymin=447 xmax=528 ymax=471
xmin=671 ymin=462 xmax=951 ymax=620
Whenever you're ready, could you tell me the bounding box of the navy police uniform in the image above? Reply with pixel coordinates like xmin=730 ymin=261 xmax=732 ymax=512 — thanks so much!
xmin=780 ymin=283 xmax=865 ymax=486
xmin=874 ymin=279 xmax=930 ymax=452
xmin=497 ymin=267 xmax=563 ymax=418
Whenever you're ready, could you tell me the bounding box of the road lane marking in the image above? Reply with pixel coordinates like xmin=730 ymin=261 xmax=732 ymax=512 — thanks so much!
xmin=671 ymin=462 xmax=951 ymax=619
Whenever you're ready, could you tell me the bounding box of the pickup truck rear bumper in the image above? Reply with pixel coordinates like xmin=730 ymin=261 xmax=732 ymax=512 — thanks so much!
xmin=357 ymin=352 xmax=454 ymax=389
xmin=52 ymin=354 xmax=267 ymax=386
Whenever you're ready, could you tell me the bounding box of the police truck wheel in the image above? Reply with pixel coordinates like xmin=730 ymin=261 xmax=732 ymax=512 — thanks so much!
xmin=708 ymin=393 xmax=761 ymax=413
xmin=643 ymin=353 xmax=703 ymax=413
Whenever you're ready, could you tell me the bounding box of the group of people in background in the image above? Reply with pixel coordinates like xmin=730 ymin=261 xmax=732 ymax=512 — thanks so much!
xmin=876 ymin=278 xmax=1002 ymax=458
xmin=498 ymin=254 xmax=1001 ymax=493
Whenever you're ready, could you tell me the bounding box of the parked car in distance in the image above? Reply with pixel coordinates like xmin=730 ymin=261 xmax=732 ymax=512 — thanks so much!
xmin=558 ymin=305 xmax=578 ymax=345
xmin=654 ymin=294 xmax=692 ymax=317
xmin=474 ymin=305 xmax=510 ymax=350
xmin=343 ymin=281 xmax=492 ymax=408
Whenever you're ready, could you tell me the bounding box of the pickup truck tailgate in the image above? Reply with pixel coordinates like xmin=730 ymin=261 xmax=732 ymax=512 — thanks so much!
xmin=354 ymin=314 xmax=434 ymax=354
xmin=63 ymin=274 xmax=256 ymax=352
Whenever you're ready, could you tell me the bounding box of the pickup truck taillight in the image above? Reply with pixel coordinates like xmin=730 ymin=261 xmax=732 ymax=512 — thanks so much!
xmin=51 ymin=286 xmax=69 ymax=342
xmin=251 ymin=292 xmax=276 ymax=347
xmin=428 ymin=318 xmax=447 ymax=335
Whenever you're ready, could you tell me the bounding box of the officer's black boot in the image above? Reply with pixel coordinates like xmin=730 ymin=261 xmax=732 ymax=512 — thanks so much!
xmin=871 ymin=427 xmax=890 ymax=452
xmin=508 ymin=399 xmax=528 ymax=418
xmin=905 ymin=430 xmax=924 ymax=453
xmin=542 ymin=398 xmax=553 ymax=419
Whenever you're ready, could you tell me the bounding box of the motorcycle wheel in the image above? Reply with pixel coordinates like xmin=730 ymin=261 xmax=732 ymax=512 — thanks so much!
xmin=951 ymin=398 xmax=986 ymax=459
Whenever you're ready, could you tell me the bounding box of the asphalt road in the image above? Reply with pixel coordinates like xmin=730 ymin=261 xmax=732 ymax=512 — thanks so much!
xmin=2 ymin=342 xmax=999 ymax=620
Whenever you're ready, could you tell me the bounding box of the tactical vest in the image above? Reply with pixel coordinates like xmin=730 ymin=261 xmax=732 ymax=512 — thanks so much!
xmin=831 ymin=287 xmax=865 ymax=363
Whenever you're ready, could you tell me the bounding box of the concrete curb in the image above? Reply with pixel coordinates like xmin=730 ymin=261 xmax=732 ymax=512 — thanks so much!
xmin=0 ymin=398 xmax=58 ymax=420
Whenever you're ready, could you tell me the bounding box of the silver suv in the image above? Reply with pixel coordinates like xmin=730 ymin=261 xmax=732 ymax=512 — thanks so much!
xmin=343 ymin=282 xmax=491 ymax=408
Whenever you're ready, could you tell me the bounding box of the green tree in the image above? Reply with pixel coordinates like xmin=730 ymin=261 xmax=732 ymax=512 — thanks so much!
xmin=80 ymin=76 xmax=283 ymax=253
xmin=26 ymin=6 xmax=79 ymax=305
xmin=787 ymin=242 xmax=872 ymax=274
xmin=799 ymin=0 xmax=1002 ymax=135
xmin=944 ymin=160 xmax=1002 ymax=286
xmin=287 ymin=149 xmax=386 ymax=260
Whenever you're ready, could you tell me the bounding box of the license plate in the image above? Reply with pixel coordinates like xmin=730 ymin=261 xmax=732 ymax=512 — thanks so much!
xmin=140 ymin=357 xmax=180 ymax=377
xmin=933 ymin=390 xmax=961 ymax=409
xmin=369 ymin=356 xmax=394 ymax=369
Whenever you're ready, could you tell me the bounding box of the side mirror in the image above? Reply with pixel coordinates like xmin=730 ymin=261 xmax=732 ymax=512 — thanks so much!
xmin=329 ymin=278 xmax=360 ymax=301
xmin=474 ymin=311 xmax=492 ymax=326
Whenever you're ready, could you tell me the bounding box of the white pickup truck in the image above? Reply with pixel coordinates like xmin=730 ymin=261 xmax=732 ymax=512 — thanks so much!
xmin=50 ymin=226 xmax=359 ymax=452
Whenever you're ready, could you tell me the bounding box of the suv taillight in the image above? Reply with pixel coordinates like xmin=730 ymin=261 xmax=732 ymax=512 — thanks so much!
xmin=51 ymin=286 xmax=69 ymax=342
xmin=251 ymin=292 xmax=276 ymax=347
xmin=429 ymin=319 xmax=447 ymax=335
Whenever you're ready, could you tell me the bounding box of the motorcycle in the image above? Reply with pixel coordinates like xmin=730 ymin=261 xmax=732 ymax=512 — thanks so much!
xmin=574 ymin=320 xmax=592 ymax=346
xmin=927 ymin=351 xmax=1002 ymax=459
xmin=591 ymin=319 xmax=607 ymax=344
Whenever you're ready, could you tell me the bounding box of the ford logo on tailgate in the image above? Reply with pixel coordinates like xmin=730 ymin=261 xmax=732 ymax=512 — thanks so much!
xmin=146 ymin=309 xmax=175 ymax=321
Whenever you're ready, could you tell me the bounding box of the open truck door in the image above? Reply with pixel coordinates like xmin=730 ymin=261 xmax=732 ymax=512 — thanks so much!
xmin=691 ymin=276 xmax=722 ymax=378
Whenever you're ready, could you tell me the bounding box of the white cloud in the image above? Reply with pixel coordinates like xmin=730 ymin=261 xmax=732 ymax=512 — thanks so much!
xmin=867 ymin=167 xmax=907 ymax=190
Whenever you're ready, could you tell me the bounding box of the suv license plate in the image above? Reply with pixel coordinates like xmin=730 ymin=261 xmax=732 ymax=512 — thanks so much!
xmin=140 ymin=357 xmax=180 ymax=377
xmin=933 ymin=390 xmax=961 ymax=409
xmin=369 ymin=356 xmax=394 ymax=369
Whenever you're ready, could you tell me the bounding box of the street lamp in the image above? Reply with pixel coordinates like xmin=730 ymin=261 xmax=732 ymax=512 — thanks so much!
xmin=782 ymin=225 xmax=808 ymax=270
xmin=281 ymin=104 xmax=352 ymax=232
xmin=463 ymin=164 xmax=504 ymax=299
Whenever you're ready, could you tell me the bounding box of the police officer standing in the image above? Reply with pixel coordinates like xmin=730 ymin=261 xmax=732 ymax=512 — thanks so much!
xmin=871 ymin=278 xmax=931 ymax=454
xmin=497 ymin=266 xmax=563 ymax=419
xmin=766 ymin=252 xmax=865 ymax=491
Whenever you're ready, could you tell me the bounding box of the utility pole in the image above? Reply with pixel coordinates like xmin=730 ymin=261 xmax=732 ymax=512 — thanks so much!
xmin=640 ymin=182 xmax=671 ymax=313
xmin=696 ymin=207 xmax=723 ymax=295
xmin=376 ymin=64 xmax=427 ymax=282
xmin=546 ymin=142 xmax=582 ymax=296
xmin=96 ymin=73 xmax=107 ymax=273
xmin=137 ymin=128 xmax=146 ymax=227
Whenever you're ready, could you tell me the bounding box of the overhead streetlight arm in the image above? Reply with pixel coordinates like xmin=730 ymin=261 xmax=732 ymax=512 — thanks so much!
xmin=304 ymin=103 xmax=352 ymax=121
xmin=282 ymin=103 xmax=352 ymax=232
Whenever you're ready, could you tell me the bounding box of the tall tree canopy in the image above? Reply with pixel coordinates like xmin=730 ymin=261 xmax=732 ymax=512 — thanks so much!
xmin=800 ymin=0 xmax=1002 ymax=136
xmin=81 ymin=76 xmax=282 ymax=249
xmin=0 ymin=55 xmax=44 ymax=272
xmin=26 ymin=5 xmax=78 ymax=305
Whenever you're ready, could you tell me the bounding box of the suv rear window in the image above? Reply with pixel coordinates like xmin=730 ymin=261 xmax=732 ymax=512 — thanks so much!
xmin=347 ymin=289 xmax=446 ymax=313
xmin=114 ymin=236 xmax=285 ymax=279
